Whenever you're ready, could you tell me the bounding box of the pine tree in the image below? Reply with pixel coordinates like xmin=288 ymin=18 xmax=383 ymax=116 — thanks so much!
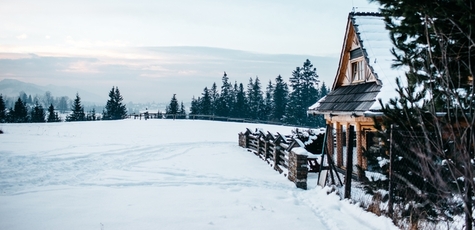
xmin=311 ymin=81 xmax=329 ymax=127
xmin=247 ymin=77 xmax=264 ymax=120
xmin=10 ymin=97 xmax=28 ymax=123
xmin=166 ymin=94 xmax=179 ymax=115
xmin=47 ymin=104 xmax=61 ymax=122
xmin=103 ymin=86 xmax=127 ymax=120
xmin=262 ymin=80 xmax=274 ymax=121
xmin=272 ymin=75 xmax=289 ymax=122
xmin=233 ymin=83 xmax=247 ymax=118
xmin=66 ymin=93 xmax=85 ymax=122
xmin=19 ymin=92 xmax=28 ymax=106
xmin=179 ymin=101 xmax=186 ymax=115
xmin=190 ymin=96 xmax=201 ymax=115
xmin=30 ymin=101 xmax=45 ymax=123
xmin=216 ymin=72 xmax=232 ymax=117
xmin=200 ymin=87 xmax=212 ymax=115
xmin=0 ymin=94 xmax=6 ymax=123
xmin=287 ymin=59 xmax=319 ymax=126
xmin=210 ymin=82 xmax=219 ymax=115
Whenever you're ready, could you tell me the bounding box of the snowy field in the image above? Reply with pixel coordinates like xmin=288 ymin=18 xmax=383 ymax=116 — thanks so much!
xmin=0 ymin=119 xmax=397 ymax=230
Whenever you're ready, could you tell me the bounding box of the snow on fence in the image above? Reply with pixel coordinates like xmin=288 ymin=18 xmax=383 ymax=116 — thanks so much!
xmin=238 ymin=128 xmax=320 ymax=190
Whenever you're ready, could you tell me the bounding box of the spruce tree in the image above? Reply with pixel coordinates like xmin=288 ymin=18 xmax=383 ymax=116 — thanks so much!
xmin=166 ymin=94 xmax=179 ymax=115
xmin=11 ymin=97 xmax=28 ymax=123
xmin=233 ymin=83 xmax=247 ymax=118
xmin=103 ymin=86 xmax=127 ymax=120
xmin=200 ymin=87 xmax=212 ymax=115
xmin=247 ymin=77 xmax=264 ymax=120
xmin=287 ymin=59 xmax=319 ymax=126
xmin=47 ymin=104 xmax=61 ymax=122
xmin=262 ymin=80 xmax=274 ymax=121
xmin=66 ymin=93 xmax=85 ymax=122
xmin=179 ymin=102 xmax=186 ymax=115
xmin=272 ymin=75 xmax=289 ymax=122
xmin=210 ymin=82 xmax=219 ymax=115
xmin=30 ymin=101 xmax=45 ymax=123
xmin=0 ymin=94 xmax=5 ymax=123
xmin=216 ymin=72 xmax=232 ymax=117
xmin=190 ymin=96 xmax=201 ymax=115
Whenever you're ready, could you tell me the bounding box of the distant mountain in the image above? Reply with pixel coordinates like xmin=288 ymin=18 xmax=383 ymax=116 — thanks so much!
xmin=0 ymin=79 xmax=106 ymax=105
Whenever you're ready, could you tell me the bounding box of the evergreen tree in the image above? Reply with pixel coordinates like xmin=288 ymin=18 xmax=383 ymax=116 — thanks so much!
xmin=287 ymin=59 xmax=319 ymax=126
xmin=10 ymin=97 xmax=28 ymax=123
xmin=190 ymin=96 xmax=201 ymax=115
xmin=179 ymin=101 xmax=186 ymax=115
xmin=262 ymin=80 xmax=274 ymax=121
xmin=233 ymin=83 xmax=247 ymax=118
xmin=47 ymin=104 xmax=61 ymax=122
xmin=247 ymin=77 xmax=264 ymax=120
xmin=210 ymin=82 xmax=219 ymax=115
xmin=103 ymin=86 xmax=127 ymax=120
xmin=66 ymin=93 xmax=85 ymax=122
xmin=216 ymin=72 xmax=232 ymax=117
xmin=272 ymin=75 xmax=289 ymax=122
xmin=166 ymin=94 xmax=179 ymax=115
xmin=19 ymin=92 xmax=28 ymax=106
xmin=311 ymin=81 xmax=330 ymax=127
xmin=30 ymin=101 xmax=45 ymax=123
xmin=200 ymin=87 xmax=212 ymax=115
xmin=0 ymin=94 xmax=6 ymax=123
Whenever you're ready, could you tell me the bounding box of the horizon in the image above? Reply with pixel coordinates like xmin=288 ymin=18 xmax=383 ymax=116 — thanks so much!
xmin=0 ymin=0 xmax=379 ymax=103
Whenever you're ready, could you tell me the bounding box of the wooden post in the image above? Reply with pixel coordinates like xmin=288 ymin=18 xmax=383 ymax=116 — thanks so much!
xmin=344 ymin=125 xmax=355 ymax=199
xmin=335 ymin=122 xmax=343 ymax=167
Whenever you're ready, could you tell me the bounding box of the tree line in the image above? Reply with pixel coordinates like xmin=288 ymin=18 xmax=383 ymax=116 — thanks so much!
xmin=0 ymin=86 xmax=127 ymax=123
xmin=187 ymin=59 xmax=329 ymax=127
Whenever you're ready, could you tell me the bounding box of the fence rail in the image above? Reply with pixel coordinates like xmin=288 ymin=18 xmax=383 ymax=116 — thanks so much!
xmin=238 ymin=128 xmax=321 ymax=189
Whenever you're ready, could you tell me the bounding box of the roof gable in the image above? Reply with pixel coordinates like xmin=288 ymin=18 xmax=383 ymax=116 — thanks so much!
xmin=309 ymin=12 xmax=406 ymax=115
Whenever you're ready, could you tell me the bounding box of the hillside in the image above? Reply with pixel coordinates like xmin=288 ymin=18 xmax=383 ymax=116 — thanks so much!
xmin=0 ymin=78 xmax=106 ymax=104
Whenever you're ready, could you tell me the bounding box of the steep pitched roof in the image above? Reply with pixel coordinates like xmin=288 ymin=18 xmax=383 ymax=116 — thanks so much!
xmin=308 ymin=12 xmax=405 ymax=115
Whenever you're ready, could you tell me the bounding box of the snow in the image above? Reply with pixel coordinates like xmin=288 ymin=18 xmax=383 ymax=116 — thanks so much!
xmin=352 ymin=14 xmax=408 ymax=110
xmin=0 ymin=119 xmax=397 ymax=230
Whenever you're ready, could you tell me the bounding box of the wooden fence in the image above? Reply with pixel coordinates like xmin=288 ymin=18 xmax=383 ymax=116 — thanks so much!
xmin=238 ymin=128 xmax=321 ymax=190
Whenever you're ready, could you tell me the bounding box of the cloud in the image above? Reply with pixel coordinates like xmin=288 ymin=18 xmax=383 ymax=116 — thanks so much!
xmin=62 ymin=61 xmax=100 ymax=73
xmin=16 ymin=34 xmax=27 ymax=40
xmin=0 ymin=46 xmax=339 ymax=103
xmin=45 ymin=35 xmax=51 ymax=39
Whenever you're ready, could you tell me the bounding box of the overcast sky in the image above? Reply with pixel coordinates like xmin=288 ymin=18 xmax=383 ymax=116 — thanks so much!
xmin=0 ymin=0 xmax=379 ymax=104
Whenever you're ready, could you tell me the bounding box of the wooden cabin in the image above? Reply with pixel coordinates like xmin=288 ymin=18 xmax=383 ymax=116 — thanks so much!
xmin=307 ymin=12 xmax=405 ymax=171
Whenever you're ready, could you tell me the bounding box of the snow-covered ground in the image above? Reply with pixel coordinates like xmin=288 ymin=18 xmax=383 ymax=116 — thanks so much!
xmin=0 ymin=119 xmax=398 ymax=230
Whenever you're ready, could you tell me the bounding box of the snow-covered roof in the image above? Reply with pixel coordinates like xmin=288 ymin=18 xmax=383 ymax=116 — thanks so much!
xmin=308 ymin=12 xmax=407 ymax=115
xmin=352 ymin=13 xmax=406 ymax=110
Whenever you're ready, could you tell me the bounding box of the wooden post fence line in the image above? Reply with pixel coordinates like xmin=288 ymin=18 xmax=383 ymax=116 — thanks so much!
xmin=238 ymin=128 xmax=321 ymax=190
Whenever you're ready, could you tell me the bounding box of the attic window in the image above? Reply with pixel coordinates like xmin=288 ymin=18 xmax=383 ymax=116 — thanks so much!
xmin=351 ymin=60 xmax=365 ymax=82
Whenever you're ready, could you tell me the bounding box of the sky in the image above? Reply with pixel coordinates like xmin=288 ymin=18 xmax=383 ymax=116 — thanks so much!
xmin=0 ymin=0 xmax=380 ymax=104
